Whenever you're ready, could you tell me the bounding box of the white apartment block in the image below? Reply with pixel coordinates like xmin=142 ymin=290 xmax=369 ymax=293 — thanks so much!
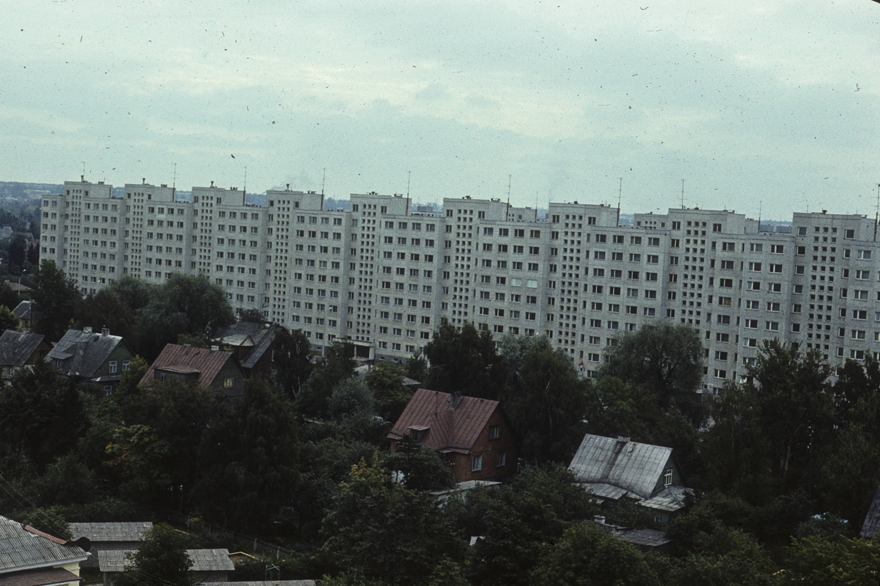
xmin=41 ymin=177 xmax=880 ymax=392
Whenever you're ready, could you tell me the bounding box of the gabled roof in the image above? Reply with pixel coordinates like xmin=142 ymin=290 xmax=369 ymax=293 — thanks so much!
xmin=68 ymin=523 xmax=152 ymax=543
xmin=216 ymin=322 xmax=281 ymax=369
xmin=45 ymin=329 xmax=128 ymax=379
xmin=861 ymin=483 xmax=880 ymax=538
xmin=0 ymin=330 xmax=46 ymax=368
xmin=0 ymin=516 xmax=88 ymax=574
xmin=140 ymin=344 xmax=237 ymax=388
xmin=388 ymin=388 xmax=501 ymax=454
xmin=99 ymin=549 xmax=233 ymax=573
xmin=12 ymin=301 xmax=32 ymax=321
xmin=568 ymin=434 xmax=673 ymax=500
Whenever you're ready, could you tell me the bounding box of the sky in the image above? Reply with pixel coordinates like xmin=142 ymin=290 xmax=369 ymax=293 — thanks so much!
xmin=2 ymin=0 xmax=880 ymax=219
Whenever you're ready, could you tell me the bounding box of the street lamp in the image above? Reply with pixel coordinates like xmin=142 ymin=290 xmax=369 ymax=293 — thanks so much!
xmin=18 ymin=268 xmax=26 ymax=297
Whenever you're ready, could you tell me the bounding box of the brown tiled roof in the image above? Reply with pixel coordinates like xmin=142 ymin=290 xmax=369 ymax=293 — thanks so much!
xmin=140 ymin=344 xmax=234 ymax=388
xmin=387 ymin=388 xmax=500 ymax=453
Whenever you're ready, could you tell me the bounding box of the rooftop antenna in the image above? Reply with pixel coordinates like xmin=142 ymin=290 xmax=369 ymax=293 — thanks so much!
xmin=243 ymin=166 xmax=247 ymax=195
xmin=758 ymin=201 xmax=763 ymax=232
xmin=321 ymin=168 xmax=326 ymax=196
xmin=874 ymin=183 xmax=880 ymax=241
xmin=407 ymin=170 xmax=412 ymax=199
xmin=617 ymin=177 xmax=623 ymax=227
xmin=680 ymin=178 xmax=685 ymax=209
xmin=81 ymin=161 xmax=86 ymax=179
xmin=172 ymin=162 xmax=177 ymax=198
xmin=507 ymin=175 xmax=512 ymax=219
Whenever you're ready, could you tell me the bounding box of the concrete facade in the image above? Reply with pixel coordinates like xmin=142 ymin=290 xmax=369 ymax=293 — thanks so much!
xmin=41 ymin=178 xmax=880 ymax=392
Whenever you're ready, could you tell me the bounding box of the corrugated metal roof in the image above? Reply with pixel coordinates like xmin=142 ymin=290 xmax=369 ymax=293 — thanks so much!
xmin=99 ymin=549 xmax=233 ymax=573
xmin=569 ymin=434 xmax=673 ymax=500
xmin=46 ymin=329 xmax=128 ymax=379
xmin=642 ymin=486 xmax=691 ymax=513
xmin=0 ymin=330 xmax=46 ymax=368
xmin=0 ymin=516 xmax=88 ymax=574
xmin=861 ymin=484 xmax=880 ymax=538
xmin=387 ymin=388 xmax=500 ymax=452
xmin=140 ymin=344 xmax=235 ymax=388
xmin=68 ymin=523 xmax=152 ymax=543
xmin=12 ymin=301 xmax=32 ymax=321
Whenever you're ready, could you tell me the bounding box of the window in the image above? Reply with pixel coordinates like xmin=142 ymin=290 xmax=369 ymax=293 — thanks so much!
xmin=488 ymin=425 xmax=501 ymax=439
xmin=496 ymin=451 xmax=507 ymax=467
xmin=224 ymin=377 xmax=235 ymax=388
xmin=109 ymin=361 xmax=118 ymax=373
xmin=472 ymin=455 xmax=483 ymax=472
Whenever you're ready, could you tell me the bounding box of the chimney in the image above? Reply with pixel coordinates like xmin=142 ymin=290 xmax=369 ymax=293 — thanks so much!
xmin=83 ymin=326 xmax=92 ymax=334
xmin=617 ymin=435 xmax=630 ymax=443
xmin=101 ymin=327 xmax=109 ymax=336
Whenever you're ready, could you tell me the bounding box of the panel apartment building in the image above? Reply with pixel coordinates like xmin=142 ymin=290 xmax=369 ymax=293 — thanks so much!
xmin=41 ymin=177 xmax=880 ymax=392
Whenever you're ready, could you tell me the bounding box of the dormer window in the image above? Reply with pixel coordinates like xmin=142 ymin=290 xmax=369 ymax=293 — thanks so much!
xmin=407 ymin=425 xmax=429 ymax=442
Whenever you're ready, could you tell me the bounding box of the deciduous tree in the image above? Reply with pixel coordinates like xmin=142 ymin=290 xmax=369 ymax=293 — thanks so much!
xmin=423 ymin=320 xmax=507 ymax=400
xmin=30 ymin=260 xmax=80 ymax=341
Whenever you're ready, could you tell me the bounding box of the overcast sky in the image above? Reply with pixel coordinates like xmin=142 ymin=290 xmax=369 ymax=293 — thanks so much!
xmin=3 ymin=1 xmax=880 ymax=219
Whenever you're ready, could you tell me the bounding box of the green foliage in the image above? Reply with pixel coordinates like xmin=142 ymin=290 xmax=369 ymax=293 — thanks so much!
xmin=116 ymin=523 xmax=195 ymax=586
xmin=783 ymin=535 xmax=880 ymax=585
xmin=383 ymin=437 xmax=454 ymax=491
xmin=107 ymin=275 xmax=155 ymax=313
xmin=12 ymin=506 xmax=73 ymax=540
xmin=194 ymin=378 xmax=299 ymax=531
xmin=0 ymin=305 xmax=19 ymax=330
xmin=273 ymin=327 xmax=314 ymax=399
xmin=0 ymin=360 xmax=85 ymax=470
xmin=502 ymin=336 xmax=590 ymax=463
xmin=321 ymin=455 xmax=464 ymax=586
xmin=296 ymin=342 xmax=356 ymax=418
xmin=531 ymin=522 xmax=659 ymax=586
xmin=237 ymin=308 xmax=265 ymax=323
xmin=0 ymin=281 xmax=19 ymax=311
xmin=134 ymin=273 xmax=234 ymax=360
xmin=76 ymin=289 xmax=135 ymax=341
xmin=423 ymin=320 xmax=508 ymax=400
xmin=30 ymin=260 xmax=80 ymax=341
xmin=405 ymin=348 xmax=428 ymax=385
xmin=365 ymin=361 xmax=412 ymax=422
xmin=600 ymin=322 xmax=705 ymax=426
xmin=327 ymin=377 xmax=374 ymax=420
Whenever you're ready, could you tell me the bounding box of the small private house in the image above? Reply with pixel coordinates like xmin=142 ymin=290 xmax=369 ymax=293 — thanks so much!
xmin=68 ymin=522 xmax=152 ymax=570
xmin=46 ymin=328 xmax=135 ymax=394
xmin=12 ymin=300 xmax=33 ymax=330
xmin=215 ymin=321 xmax=281 ymax=379
xmin=99 ymin=549 xmax=234 ymax=585
xmin=140 ymin=344 xmax=246 ymax=401
xmin=0 ymin=330 xmax=51 ymax=378
xmin=388 ymin=388 xmax=518 ymax=483
xmin=569 ymin=433 xmax=690 ymax=525
xmin=0 ymin=514 xmax=90 ymax=586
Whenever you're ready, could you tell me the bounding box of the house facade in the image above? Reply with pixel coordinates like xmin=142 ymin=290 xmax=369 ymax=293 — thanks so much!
xmin=140 ymin=344 xmax=246 ymax=400
xmin=0 ymin=330 xmax=51 ymax=378
xmin=388 ymin=388 xmax=518 ymax=483
xmin=45 ymin=328 xmax=135 ymax=393
xmin=68 ymin=522 xmax=152 ymax=570
xmin=0 ymin=515 xmax=89 ymax=586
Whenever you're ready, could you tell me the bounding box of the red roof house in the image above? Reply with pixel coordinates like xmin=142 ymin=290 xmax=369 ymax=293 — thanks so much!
xmin=388 ymin=388 xmax=518 ymax=483
xmin=140 ymin=344 xmax=246 ymax=401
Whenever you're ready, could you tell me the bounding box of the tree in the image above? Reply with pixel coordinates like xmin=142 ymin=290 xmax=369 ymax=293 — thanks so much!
xmin=0 ymin=360 xmax=85 ymax=469
xmin=30 ymin=260 xmax=80 ymax=341
xmin=296 ymin=341 xmax=356 ymax=418
xmin=237 ymin=308 xmax=265 ymax=323
xmin=115 ymin=523 xmax=194 ymax=586
xmin=0 ymin=281 xmax=19 ymax=311
xmin=600 ymin=322 xmax=705 ymax=426
xmin=0 ymin=305 xmax=18 ymax=331
xmin=503 ymin=336 xmax=590 ymax=463
xmin=383 ymin=437 xmax=454 ymax=491
xmin=423 ymin=320 xmax=508 ymax=400
xmin=783 ymin=535 xmax=880 ymax=585
xmin=7 ymin=234 xmax=26 ymax=273
xmin=321 ymin=455 xmax=463 ymax=586
xmin=194 ymin=378 xmax=299 ymax=531
xmin=365 ymin=361 xmax=412 ymax=422
xmin=531 ymin=522 xmax=658 ymax=586
xmin=108 ymin=275 xmax=155 ymax=313
xmin=77 ymin=289 xmax=135 ymax=341
xmin=273 ymin=327 xmax=314 ymax=399
xmin=327 ymin=377 xmax=374 ymax=420
xmin=405 ymin=348 xmax=428 ymax=385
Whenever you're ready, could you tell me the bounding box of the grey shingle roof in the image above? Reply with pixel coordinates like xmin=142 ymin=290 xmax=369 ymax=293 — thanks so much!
xmin=11 ymin=301 xmax=32 ymax=321
xmin=0 ymin=515 xmax=88 ymax=574
xmin=0 ymin=330 xmax=46 ymax=368
xmin=568 ymin=434 xmax=673 ymax=500
xmin=217 ymin=322 xmax=280 ymax=369
xmin=68 ymin=523 xmax=152 ymax=544
xmin=46 ymin=329 xmax=128 ymax=379
xmin=99 ymin=549 xmax=233 ymax=573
